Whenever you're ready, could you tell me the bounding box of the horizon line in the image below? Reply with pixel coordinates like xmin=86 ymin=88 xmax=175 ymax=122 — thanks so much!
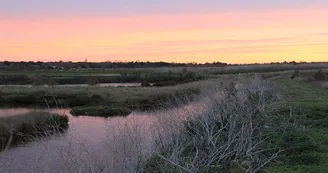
xmin=2 ymin=60 xmax=328 ymax=66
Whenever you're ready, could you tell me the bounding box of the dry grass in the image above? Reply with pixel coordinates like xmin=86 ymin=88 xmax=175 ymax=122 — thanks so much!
xmin=0 ymin=111 xmax=68 ymax=150
xmin=0 ymin=78 xmax=224 ymax=110
xmin=151 ymin=63 xmax=328 ymax=74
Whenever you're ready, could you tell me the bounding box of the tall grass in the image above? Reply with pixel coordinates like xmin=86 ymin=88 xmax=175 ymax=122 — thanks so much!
xmin=0 ymin=79 xmax=219 ymax=110
xmin=0 ymin=111 xmax=68 ymax=151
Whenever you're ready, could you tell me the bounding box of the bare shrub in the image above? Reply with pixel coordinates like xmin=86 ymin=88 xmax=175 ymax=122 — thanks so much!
xmin=143 ymin=76 xmax=291 ymax=173
xmin=313 ymin=70 xmax=327 ymax=81
xmin=290 ymin=69 xmax=300 ymax=79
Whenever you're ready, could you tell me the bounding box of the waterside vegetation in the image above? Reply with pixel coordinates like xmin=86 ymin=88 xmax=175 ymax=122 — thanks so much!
xmin=0 ymin=111 xmax=68 ymax=151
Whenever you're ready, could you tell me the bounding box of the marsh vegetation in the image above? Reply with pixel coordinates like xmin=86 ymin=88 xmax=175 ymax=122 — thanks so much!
xmin=0 ymin=111 xmax=68 ymax=151
xmin=70 ymin=106 xmax=132 ymax=117
xmin=0 ymin=64 xmax=328 ymax=172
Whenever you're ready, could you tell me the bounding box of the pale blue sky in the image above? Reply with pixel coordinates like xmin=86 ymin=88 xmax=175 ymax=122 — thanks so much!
xmin=1 ymin=0 xmax=327 ymax=17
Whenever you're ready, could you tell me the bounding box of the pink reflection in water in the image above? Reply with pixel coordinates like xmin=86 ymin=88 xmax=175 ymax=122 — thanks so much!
xmin=0 ymin=101 xmax=206 ymax=173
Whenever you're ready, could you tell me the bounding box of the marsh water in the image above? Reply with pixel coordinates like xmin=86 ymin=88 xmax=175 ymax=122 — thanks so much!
xmin=0 ymin=104 xmax=201 ymax=173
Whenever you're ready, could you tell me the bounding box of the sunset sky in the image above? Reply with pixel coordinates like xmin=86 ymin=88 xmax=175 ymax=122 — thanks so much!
xmin=1 ymin=0 xmax=328 ymax=63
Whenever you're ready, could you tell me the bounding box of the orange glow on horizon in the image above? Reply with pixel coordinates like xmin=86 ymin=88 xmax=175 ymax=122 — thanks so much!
xmin=1 ymin=8 xmax=328 ymax=63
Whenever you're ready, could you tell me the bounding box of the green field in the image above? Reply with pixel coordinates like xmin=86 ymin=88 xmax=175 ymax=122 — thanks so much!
xmin=266 ymin=72 xmax=328 ymax=173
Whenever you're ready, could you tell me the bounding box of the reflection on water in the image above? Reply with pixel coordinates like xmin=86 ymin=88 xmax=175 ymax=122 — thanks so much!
xmin=0 ymin=108 xmax=158 ymax=146
xmin=0 ymin=103 xmax=202 ymax=173
xmin=0 ymin=99 xmax=207 ymax=173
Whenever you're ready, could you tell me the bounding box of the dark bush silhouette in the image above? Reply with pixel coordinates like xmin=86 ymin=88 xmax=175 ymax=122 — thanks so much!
xmin=70 ymin=106 xmax=132 ymax=117
xmin=290 ymin=69 xmax=300 ymax=80
xmin=87 ymin=77 xmax=99 ymax=86
xmin=141 ymin=82 xmax=151 ymax=87
xmin=313 ymin=70 xmax=327 ymax=81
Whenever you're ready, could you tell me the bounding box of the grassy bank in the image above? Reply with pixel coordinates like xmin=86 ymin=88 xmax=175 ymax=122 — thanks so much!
xmin=0 ymin=68 xmax=204 ymax=86
xmin=0 ymin=111 xmax=68 ymax=151
xmin=0 ymin=79 xmax=221 ymax=111
xmin=266 ymin=72 xmax=328 ymax=173
xmin=70 ymin=106 xmax=132 ymax=117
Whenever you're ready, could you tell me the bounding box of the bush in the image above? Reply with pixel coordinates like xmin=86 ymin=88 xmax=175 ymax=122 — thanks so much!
xmin=290 ymin=69 xmax=300 ymax=79
xmin=141 ymin=82 xmax=151 ymax=87
xmin=313 ymin=70 xmax=327 ymax=81
xmin=87 ymin=77 xmax=99 ymax=86
xmin=70 ymin=106 xmax=132 ymax=117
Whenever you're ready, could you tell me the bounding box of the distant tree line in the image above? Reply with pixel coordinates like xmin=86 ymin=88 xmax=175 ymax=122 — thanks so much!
xmin=1 ymin=60 xmax=327 ymax=70
xmin=0 ymin=61 xmax=228 ymax=70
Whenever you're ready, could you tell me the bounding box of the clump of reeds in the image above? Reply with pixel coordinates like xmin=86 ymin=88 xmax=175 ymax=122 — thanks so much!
xmin=70 ymin=106 xmax=132 ymax=117
xmin=0 ymin=111 xmax=68 ymax=151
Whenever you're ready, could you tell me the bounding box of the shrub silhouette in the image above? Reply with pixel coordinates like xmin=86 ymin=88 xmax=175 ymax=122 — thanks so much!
xmin=87 ymin=77 xmax=99 ymax=86
xmin=313 ymin=70 xmax=326 ymax=81
xmin=290 ymin=69 xmax=300 ymax=80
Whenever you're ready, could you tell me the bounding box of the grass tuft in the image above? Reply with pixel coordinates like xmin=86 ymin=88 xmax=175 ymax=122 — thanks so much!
xmin=0 ymin=111 xmax=68 ymax=151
